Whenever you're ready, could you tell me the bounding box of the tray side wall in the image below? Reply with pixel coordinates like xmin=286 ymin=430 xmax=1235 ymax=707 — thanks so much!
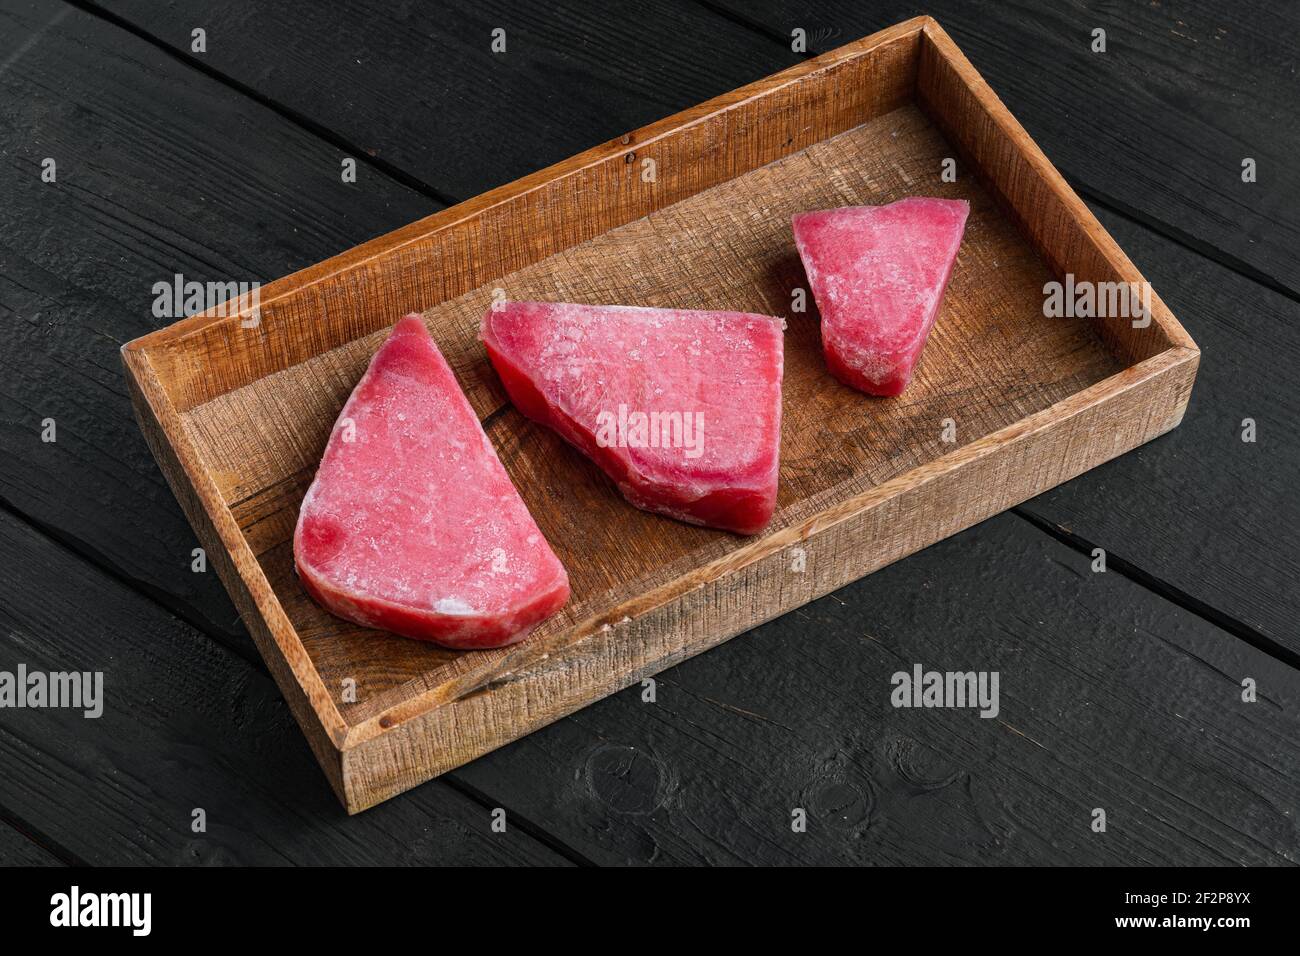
xmin=340 ymin=348 xmax=1197 ymax=812
xmin=915 ymin=21 xmax=1197 ymax=367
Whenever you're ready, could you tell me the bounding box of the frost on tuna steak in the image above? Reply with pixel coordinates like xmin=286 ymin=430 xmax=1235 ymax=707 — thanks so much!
xmin=481 ymin=302 xmax=784 ymax=535
xmin=293 ymin=314 xmax=569 ymax=650
xmin=792 ymin=197 xmax=969 ymax=396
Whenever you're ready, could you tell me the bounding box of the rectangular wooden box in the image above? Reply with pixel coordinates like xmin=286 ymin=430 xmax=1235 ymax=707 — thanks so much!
xmin=122 ymin=17 xmax=1198 ymax=813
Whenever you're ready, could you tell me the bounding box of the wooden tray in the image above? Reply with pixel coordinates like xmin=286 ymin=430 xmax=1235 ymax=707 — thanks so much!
xmin=122 ymin=17 xmax=1198 ymax=813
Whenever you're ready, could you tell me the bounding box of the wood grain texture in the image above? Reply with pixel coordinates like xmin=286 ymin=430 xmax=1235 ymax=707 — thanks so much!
xmin=0 ymin=0 xmax=1281 ymax=862
xmin=0 ymin=0 xmax=438 ymax=648
xmin=0 ymin=509 xmax=569 ymax=865
xmin=0 ymin=0 xmax=1281 ymax=867
xmin=453 ymin=512 xmax=1300 ymax=865
xmin=123 ymin=20 xmax=1197 ymax=811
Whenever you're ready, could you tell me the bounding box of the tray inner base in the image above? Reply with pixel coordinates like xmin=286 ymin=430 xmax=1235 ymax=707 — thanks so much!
xmin=181 ymin=103 xmax=1123 ymax=727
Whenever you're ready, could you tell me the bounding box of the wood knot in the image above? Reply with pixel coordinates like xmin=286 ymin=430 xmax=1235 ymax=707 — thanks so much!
xmin=809 ymin=778 xmax=874 ymax=830
xmin=584 ymin=743 xmax=670 ymax=814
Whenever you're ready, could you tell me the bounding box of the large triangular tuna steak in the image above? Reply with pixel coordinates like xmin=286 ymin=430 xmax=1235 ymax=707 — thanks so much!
xmin=480 ymin=302 xmax=784 ymax=535
xmin=294 ymin=315 xmax=569 ymax=649
xmin=792 ymin=197 xmax=969 ymax=396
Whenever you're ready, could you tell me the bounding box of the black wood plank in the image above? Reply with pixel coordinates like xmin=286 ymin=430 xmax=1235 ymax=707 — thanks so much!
xmin=3 ymin=0 xmax=1290 ymax=864
xmin=0 ymin=822 xmax=63 ymax=866
xmin=454 ymin=511 xmax=1300 ymax=865
xmin=703 ymin=0 xmax=1300 ymax=297
xmin=1017 ymin=207 xmax=1300 ymax=656
xmin=0 ymin=508 xmax=570 ymax=865
xmin=88 ymin=0 xmax=802 ymax=201
xmin=0 ymin=0 xmax=439 ymax=650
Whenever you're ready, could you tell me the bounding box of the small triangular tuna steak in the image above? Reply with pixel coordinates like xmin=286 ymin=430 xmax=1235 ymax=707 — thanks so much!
xmin=294 ymin=315 xmax=569 ymax=649
xmin=793 ymin=197 xmax=969 ymax=396
xmin=481 ymin=302 xmax=784 ymax=535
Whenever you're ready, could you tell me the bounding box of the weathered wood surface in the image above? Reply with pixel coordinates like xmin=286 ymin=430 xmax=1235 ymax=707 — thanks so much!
xmin=0 ymin=509 xmax=570 ymax=865
xmin=85 ymin=0 xmax=1300 ymax=654
xmin=0 ymin=0 xmax=1294 ymax=860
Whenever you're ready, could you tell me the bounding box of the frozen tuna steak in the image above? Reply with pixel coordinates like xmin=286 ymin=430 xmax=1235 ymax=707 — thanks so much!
xmin=481 ymin=302 xmax=784 ymax=535
xmin=294 ymin=315 xmax=569 ymax=650
xmin=792 ymin=197 xmax=969 ymax=396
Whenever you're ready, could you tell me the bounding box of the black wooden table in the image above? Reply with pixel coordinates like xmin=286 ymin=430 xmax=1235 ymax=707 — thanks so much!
xmin=1 ymin=0 xmax=1297 ymax=866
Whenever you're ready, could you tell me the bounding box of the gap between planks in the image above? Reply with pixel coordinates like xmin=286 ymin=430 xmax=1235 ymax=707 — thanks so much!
xmin=1014 ymin=507 xmax=1300 ymax=671
xmin=438 ymin=774 xmax=601 ymax=867
xmin=0 ymin=804 xmax=84 ymax=866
